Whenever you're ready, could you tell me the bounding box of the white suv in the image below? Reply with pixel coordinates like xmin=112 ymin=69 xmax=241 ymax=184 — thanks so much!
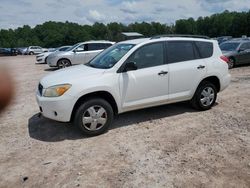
xmin=47 ymin=41 xmax=115 ymax=69
xmin=36 ymin=36 xmax=231 ymax=136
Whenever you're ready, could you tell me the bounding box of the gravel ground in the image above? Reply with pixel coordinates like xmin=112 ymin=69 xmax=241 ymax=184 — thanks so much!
xmin=0 ymin=56 xmax=249 ymax=188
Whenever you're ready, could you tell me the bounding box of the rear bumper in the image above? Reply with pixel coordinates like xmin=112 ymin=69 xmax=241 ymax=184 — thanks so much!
xmin=220 ymin=73 xmax=231 ymax=91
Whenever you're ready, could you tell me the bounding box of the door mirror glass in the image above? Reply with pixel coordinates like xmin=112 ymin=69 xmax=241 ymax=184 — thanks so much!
xmin=123 ymin=61 xmax=137 ymax=72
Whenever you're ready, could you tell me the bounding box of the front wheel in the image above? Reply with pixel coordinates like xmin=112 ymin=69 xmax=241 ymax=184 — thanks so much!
xmin=74 ymin=98 xmax=114 ymax=136
xmin=29 ymin=51 xmax=34 ymax=55
xmin=57 ymin=59 xmax=71 ymax=69
xmin=191 ymin=81 xmax=217 ymax=110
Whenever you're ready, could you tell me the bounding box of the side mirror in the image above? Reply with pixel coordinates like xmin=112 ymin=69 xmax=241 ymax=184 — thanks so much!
xmin=74 ymin=47 xmax=84 ymax=53
xmin=123 ymin=61 xmax=137 ymax=72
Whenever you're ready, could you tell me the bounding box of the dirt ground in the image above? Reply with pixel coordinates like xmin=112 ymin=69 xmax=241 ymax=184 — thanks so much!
xmin=0 ymin=56 xmax=249 ymax=188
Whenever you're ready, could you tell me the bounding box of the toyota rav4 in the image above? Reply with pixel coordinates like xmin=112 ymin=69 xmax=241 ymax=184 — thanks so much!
xmin=36 ymin=36 xmax=231 ymax=136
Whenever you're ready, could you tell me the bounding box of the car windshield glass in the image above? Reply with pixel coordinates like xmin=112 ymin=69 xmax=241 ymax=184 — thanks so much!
xmin=66 ymin=43 xmax=80 ymax=51
xmin=220 ymin=42 xmax=240 ymax=51
xmin=86 ymin=43 xmax=135 ymax=69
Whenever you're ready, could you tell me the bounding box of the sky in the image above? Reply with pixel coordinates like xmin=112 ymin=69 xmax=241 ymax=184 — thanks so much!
xmin=0 ymin=0 xmax=250 ymax=29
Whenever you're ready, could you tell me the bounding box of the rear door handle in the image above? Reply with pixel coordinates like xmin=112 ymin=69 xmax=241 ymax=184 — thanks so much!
xmin=158 ymin=71 xmax=168 ymax=76
xmin=197 ymin=65 xmax=205 ymax=69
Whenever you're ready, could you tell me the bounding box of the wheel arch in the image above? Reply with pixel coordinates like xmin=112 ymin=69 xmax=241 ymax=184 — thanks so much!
xmin=70 ymin=91 xmax=118 ymax=122
xmin=57 ymin=58 xmax=72 ymax=66
xmin=199 ymin=76 xmax=220 ymax=92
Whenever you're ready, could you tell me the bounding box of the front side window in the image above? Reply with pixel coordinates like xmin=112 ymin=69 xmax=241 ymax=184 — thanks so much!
xmin=87 ymin=43 xmax=99 ymax=51
xmin=126 ymin=42 xmax=164 ymax=69
xmin=76 ymin=44 xmax=85 ymax=52
xmin=167 ymin=41 xmax=196 ymax=63
xmin=86 ymin=43 xmax=135 ymax=69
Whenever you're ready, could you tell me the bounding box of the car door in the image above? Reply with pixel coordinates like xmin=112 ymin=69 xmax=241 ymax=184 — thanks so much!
xmin=167 ymin=41 xmax=208 ymax=101
xmin=119 ymin=42 xmax=169 ymax=112
xmin=73 ymin=44 xmax=87 ymax=65
xmin=237 ymin=42 xmax=250 ymax=64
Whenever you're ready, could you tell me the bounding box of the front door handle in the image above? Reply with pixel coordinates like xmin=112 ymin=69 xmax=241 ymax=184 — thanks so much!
xmin=197 ymin=65 xmax=205 ymax=69
xmin=158 ymin=71 xmax=168 ymax=76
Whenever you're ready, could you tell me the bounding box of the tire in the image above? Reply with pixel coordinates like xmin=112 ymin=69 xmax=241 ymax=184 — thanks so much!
xmin=45 ymin=57 xmax=48 ymax=64
xmin=29 ymin=51 xmax=34 ymax=55
xmin=57 ymin=59 xmax=71 ymax=69
xmin=228 ymin=58 xmax=235 ymax=69
xmin=191 ymin=81 xmax=217 ymax=111
xmin=74 ymin=98 xmax=114 ymax=136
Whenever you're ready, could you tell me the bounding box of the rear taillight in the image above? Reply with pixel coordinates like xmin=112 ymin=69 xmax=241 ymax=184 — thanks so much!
xmin=220 ymin=55 xmax=229 ymax=63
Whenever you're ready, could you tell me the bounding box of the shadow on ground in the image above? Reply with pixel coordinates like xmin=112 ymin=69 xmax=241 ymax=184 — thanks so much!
xmin=44 ymin=67 xmax=58 ymax=72
xmin=28 ymin=102 xmax=197 ymax=142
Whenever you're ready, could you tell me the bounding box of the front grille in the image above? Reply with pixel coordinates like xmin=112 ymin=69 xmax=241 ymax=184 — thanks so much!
xmin=38 ymin=83 xmax=43 ymax=96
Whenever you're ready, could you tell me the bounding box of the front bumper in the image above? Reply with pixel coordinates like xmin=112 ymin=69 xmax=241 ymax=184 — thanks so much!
xmin=36 ymin=56 xmax=45 ymax=64
xmin=47 ymin=57 xmax=58 ymax=67
xmin=36 ymin=92 xmax=76 ymax=122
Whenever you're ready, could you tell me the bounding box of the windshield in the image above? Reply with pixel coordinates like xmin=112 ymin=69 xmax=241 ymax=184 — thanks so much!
xmin=220 ymin=42 xmax=240 ymax=51
xmin=66 ymin=43 xmax=80 ymax=51
xmin=86 ymin=43 xmax=135 ymax=69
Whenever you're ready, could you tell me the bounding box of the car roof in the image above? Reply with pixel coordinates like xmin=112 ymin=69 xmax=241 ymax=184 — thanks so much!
xmin=79 ymin=40 xmax=115 ymax=44
xmin=119 ymin=37 xmax=213 ymax=45
xmin=221 ymin=40 xmax=249 ymax=44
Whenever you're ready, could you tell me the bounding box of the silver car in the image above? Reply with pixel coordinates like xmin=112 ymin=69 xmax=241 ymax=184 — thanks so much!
xmin=36 ymin=46 xmax=71 ymax=64
xmin=47 ymin=41 xmax=115 ymax=68
xmin=25 ymin=46 xmax=48 ymax=55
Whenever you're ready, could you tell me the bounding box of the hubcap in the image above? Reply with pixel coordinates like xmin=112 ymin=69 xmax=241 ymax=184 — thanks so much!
xmin=82 ymin=105 xmax=107 ymax=131
xmin=200 ymin=87 xmax=215 ymax=107
xmin=228 ymin=59 xmax=234 ymax=69
xmin=58 ymin=60 xmax=70 ymax=68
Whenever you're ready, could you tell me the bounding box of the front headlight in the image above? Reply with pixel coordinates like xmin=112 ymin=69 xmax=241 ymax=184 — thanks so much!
xmin=43 ymin=84 xmax=71 ymax=97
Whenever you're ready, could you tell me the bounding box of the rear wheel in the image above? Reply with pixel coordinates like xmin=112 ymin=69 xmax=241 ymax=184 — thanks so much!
xmin=74 ymin=98 xmax=114 ymax=136
xmin=57 ymin=59 xmax=71 ymax=69
xmin=29 ymin=51 xmax=34 ymax=55
xmin=191 ymin=81 xmax=217 ymax=110
xmin=228 ymin=58 xmax=235 ymax=69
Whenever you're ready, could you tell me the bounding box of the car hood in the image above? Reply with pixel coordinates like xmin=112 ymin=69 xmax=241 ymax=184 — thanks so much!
xmin=38 ymin=52 xmax=52 ymax=56
xmin=49 ymin=51 xmax=71 ymax=57
xmin=40 ymin=65 xmax=105 ymax=88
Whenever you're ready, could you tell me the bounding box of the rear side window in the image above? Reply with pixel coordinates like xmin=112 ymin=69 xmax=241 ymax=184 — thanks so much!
xmin=167 ymin=41 xmax=196 ymax=63
xmin=195 ymin=41 xmax=213 ymax=58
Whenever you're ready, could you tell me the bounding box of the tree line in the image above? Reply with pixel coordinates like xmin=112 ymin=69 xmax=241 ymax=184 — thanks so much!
xmin=0 ymin=10 xmax=249 ymax=48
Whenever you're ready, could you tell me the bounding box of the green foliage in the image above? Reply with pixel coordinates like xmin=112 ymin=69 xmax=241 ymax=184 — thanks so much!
xmin=0 ymin=10 xmax=249 ymax=48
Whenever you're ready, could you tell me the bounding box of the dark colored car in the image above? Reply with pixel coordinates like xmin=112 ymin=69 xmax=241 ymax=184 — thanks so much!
xmin=220 ymin=40 xmax=250 ymax=69
xmin=0 ymin=48 xmax=17 ymax=56
xmin=217 ymin=36 xmax=232 ymax=44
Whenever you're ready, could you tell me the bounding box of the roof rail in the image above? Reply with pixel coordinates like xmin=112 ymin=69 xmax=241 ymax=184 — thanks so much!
xmin=150 ymin=34 xmax=210 ymax=40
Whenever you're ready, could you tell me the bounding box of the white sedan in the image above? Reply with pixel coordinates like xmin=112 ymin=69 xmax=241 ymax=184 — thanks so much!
xmin=36 ymin=46 xmax=71 ymax=64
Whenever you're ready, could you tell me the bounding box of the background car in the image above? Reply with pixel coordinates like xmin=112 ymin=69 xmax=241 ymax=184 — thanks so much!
xmin=25 ymin=46 xmax=48 ymax=55
xmin=216 ymin=36 xmax=232 ymax=44
xmin=0 ymin=48 xmax=17 ymax=56
xmin=47 ymin=41 xmax=115 ymax=68
xmin=220 ymin=40 xmax=250 ymax=68
xmin=36 ymin=46 xmax=71 ymax=64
